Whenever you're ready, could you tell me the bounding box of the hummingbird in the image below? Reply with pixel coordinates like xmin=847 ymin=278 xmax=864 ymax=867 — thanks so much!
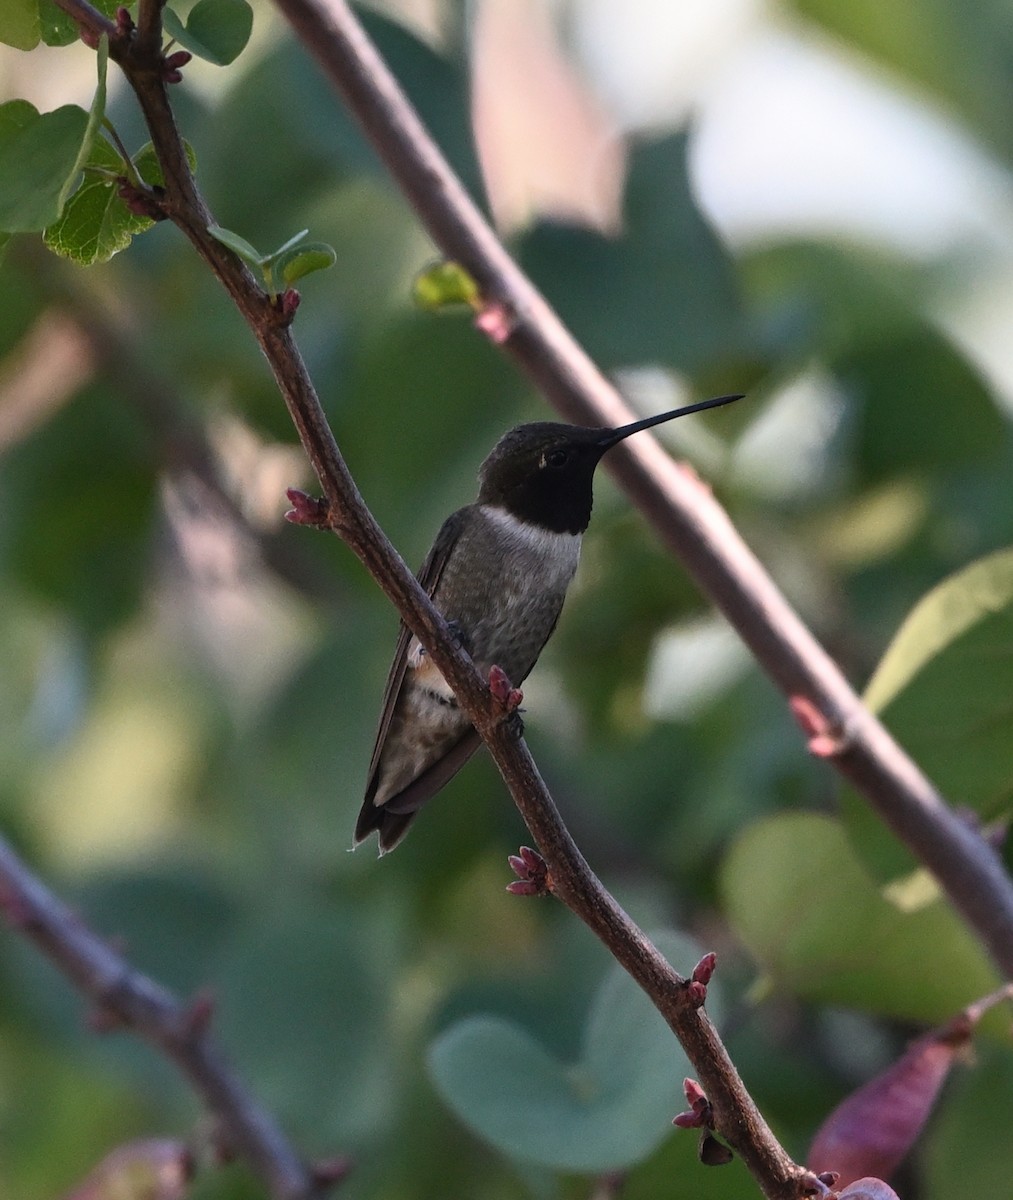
xmin=354 ymin=392 xmax=743 ymax=853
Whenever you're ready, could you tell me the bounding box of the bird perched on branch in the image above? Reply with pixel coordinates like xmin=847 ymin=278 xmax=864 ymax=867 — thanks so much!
xmin=355 ymin=393 xmax=743 ymax=853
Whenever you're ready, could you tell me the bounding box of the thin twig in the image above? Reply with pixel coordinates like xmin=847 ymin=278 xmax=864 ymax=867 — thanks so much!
xmin=0 ymin=836 xmax=326 ymax=1200
xmin=270 ymin=0 xmax=1013 ymax=981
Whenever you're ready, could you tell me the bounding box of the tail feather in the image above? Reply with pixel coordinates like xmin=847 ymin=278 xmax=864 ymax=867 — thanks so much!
xmin=354 ymin=728 xmax=483 ymax=852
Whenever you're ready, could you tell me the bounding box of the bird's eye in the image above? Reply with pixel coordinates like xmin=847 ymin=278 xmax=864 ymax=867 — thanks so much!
xmin=544 ymin=448 xmax=570 ymax=469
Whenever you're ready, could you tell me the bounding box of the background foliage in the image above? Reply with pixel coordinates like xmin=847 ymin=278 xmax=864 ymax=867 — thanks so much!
xmin=0 ymin=1 xmax=1012 ymax=1197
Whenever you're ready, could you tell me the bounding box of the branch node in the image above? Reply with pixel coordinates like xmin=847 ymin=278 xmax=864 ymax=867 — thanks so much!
xmin=672 ymin=1077 xmax=714 ymax=1129
xmin=788 ymin=695 xmax=852 ymax=758
xmin=284 ymin=487 xmax=333 ymax=528
xmin=310 ymin=1155 xmax=355 ymax=1190
xmin=115 ymin=5 xmax=134 ymax=35
xmin=488 ymin=664 xmax=523 ymax=714
xmin=799 ymin=1169 xmax=838 ymax=1197
xmin=181 ymin=987 xmax=216 ymax=1039
xmin=473 ymin=301 xmax=517 ymax=345
xmin=162 ymin=49 xmax=193 ymax=83
xmin=276 ymin=288 xmax=302 ymax=322
xmin=117 ymin=178 xmax=168 ymax=221
xmin=685 ymin=980 xmax=707 ymax=1008
xmin=0 ymin=879 xmax=37 ymax=929
xmin=87 ymin=1002 xmax=129 ymax=1034
xmin=506 ymin=845 xmax=552 ymax=897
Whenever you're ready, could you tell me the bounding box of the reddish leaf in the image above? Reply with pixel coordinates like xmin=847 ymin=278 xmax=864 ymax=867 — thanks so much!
xmin=807 ymin=1020 xmax=970 ymax=1185
xmin=62 ymin=1137 xmax=192 ymax=1200
xmin=838 ymin=1179 xmax=902 ymax=1200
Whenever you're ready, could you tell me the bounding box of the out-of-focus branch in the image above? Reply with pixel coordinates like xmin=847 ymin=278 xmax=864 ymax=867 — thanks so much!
xmin=43 ymin=2 xmax=814 ymax=1195
xmin=0 ymin=835 xmax=336 ymax=1200
xmin=270 ymin=0 xmax=1013 ymax=982
xmin=12 ymin=243 xmax=338 ymax=604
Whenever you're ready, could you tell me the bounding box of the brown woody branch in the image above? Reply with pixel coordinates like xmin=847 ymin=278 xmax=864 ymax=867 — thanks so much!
xmin=269 ymin=0 xmax=1013 ymax=982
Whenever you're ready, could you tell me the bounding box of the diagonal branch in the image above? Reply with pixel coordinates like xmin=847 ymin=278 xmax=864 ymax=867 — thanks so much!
xmin=0 ymin=835 xmax=331 ymax=1200
xmin=270 ymin=0 xmax=1013 ymax=981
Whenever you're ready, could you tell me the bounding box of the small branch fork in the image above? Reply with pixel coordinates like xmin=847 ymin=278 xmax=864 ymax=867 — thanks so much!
xmin=0 ymin=837 xmax=338 ymax=1200
xmin=19 ymin=0 xmax=1004 ymax=1198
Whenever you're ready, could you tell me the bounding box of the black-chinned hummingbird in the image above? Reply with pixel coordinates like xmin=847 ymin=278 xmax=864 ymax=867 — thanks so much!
xmin=355 ymin=393 xmax=743 ymax=853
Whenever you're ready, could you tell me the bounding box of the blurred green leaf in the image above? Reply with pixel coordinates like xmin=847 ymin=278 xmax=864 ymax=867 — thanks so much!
xmin=722 ymin=813 xmax=998 ymax=1023
xmin=518 ymin=133 xmax=744 ymax=372
xmin=922 ymin=1043 xmax=1013 ymax=1198
xmin=842 ymin=328 xmax=1002 ymax=482
xmin=207 ymin=222 xmax=263 ymax=265
xmin=623 ymin=1119 xmax=760 ymax=1199
xmin=162 ymin=0 xmax=253 ymax=66
xmin=865 ymin=546 xmax=1013 ymax=813
xmin=217 ymin=898 xmax=397 ymax=1142
xmin=742 ymin=242 xmax=1003 ymax=483
xmin=412 ymin=260 xmax=480 ymax=311
xmin=841 ymin=547 xmax=1013 ymax=881
xmin=0 ymin=0 xmax=39 ymax=50
xmin=428 ymin=931 xmax=716 ymax=1172
xmin=0 ymin=383 xmax=155 ymax=640
xmin=0 ymin=100 xmax=90 ymax=232
xmin=788 ymin=0 xmax=1013 ymax=168
xmin=78 ymin=868 xmax=237 ymax=995
xmin=276 ymin=241 xmax=336 ymax=286
xmin=38 ymin=0 xmax=121 ymax=46
xmin=133 ymin=138 xmax=197 ymax=186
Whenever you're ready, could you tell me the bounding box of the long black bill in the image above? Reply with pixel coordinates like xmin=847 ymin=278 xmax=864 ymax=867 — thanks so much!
xmin=595 ymin=393 xmax=744 ymax=452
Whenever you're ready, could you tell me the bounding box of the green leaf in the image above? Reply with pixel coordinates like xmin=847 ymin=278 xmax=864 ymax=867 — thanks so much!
xmin=57 ymin=35 xmax=107 ymax=213
xmin=413 ymin=260 xmax=480 ymax=310
xmin=0 ymin=100 xmax=90 ymax=232
xmin=843 ymin=329 xmax=1002 ymax=482
xmin=923 ymin=1044 xmax=1013 ymax=1200
xmin=132 ymin=138 xmax=197 ymax=185
xmin=207 ymin=222 xmax=264 ymax=266
xmin=722 ymin=813 xmax=998 ymax=1024
xmin=742 ymin=242 xmax=1003 ymax=484
xmin=0 ymin=0 xmax=40 ymax=50
xmin=786 ymin=0 xmax=1013 ymax=170
xmin=0 ymin=382 xmax=156 ymax=639
xmin=840 ymin=548 xmax=1013 ymax=880
xmin=163 ymin=0 xmax=253 ymax=65
xmin=218 ymin=899 xmax=396 ymax=1141
xmin=43 ymin=128 xmax=189 ymax=264
xmin=38 ymin=0 xmax=95 ymax=46
xmin=276 ymin=242 xmax=336 ymax=286
xmin=518 ymin=132 xmax=743 ymax=372
xmin=428 ymin=931 xmax=716 ymax=1173
xmin=43 ymin=168 xmax=152 ymax=264
xmin=270 ymin=227 xmax=308 ymax=257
